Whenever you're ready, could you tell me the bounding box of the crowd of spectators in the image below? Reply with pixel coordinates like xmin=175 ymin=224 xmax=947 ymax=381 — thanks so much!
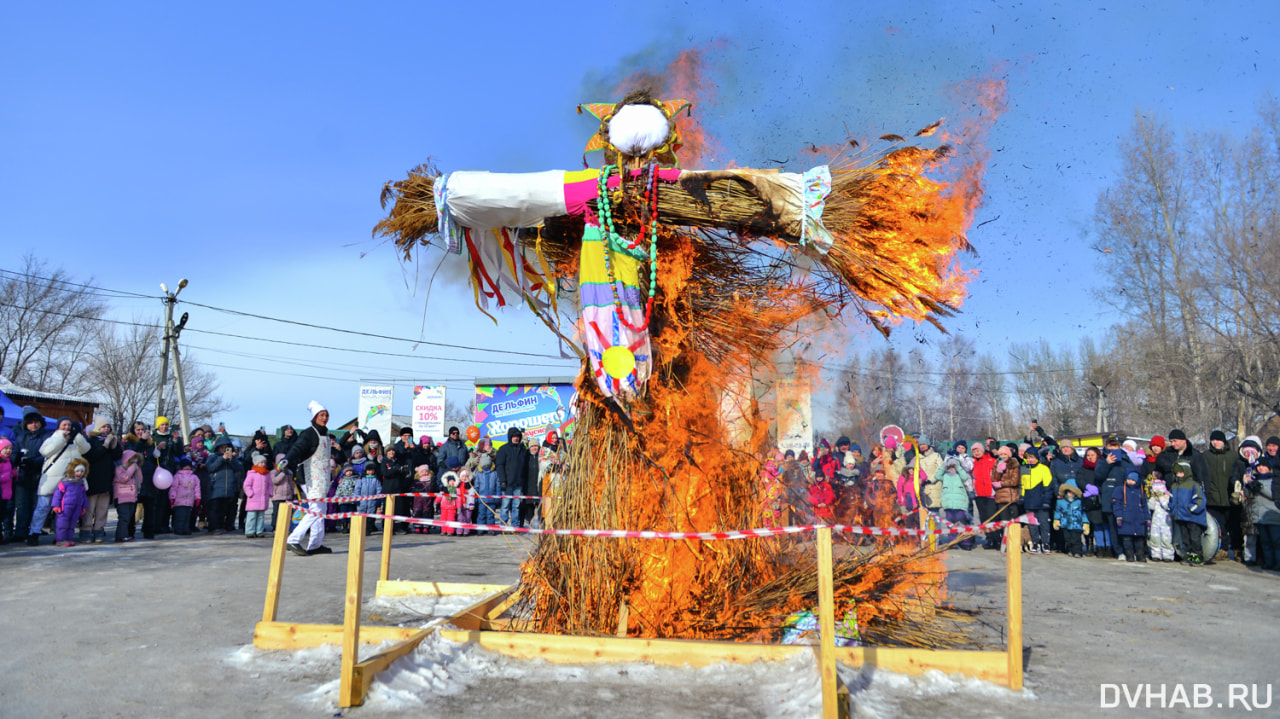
xmin=764 ymin=423 xmax=1280 ymax=571
xmin=0 ymin=403 xmax=566 ymax=549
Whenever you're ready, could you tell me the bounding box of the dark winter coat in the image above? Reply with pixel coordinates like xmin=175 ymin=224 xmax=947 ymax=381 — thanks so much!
xmin=285 ymin=423 xmax=329 ymax=470
xmin=1098 ymin=452 xmax=1135 ymax=514
xmin=1113 ymin=480 xmax=1150 ymax=536
xmin=494 ymin=437 xmax=528 ymax=492
xmin=378 ymin=455 xmax=413 ymax=494
xmin=151 ymin=430 xmax=183 ymax=473
xmin=84 ymin=433 xmax=123 ymax=495
xmin=272 ymin=426 xmax=298 ymax=461
xmin=524 ymin=446 xmax=541 ymax=497
xmin=12 ymin=407 xmax=52 ymax=493
xmin=206 ymin=438 xmax=245 ymax=500
xmin=1048 ymin=453 xmax=1083 ymax=501
xmin=1155 ymin=444 xmax=1209 ymax=489
xmin=1204 ymin=445 xmax=1234 ymax=508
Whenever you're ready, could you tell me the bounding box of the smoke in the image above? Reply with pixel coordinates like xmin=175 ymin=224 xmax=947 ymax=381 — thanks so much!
xmin=576 ymin=23 xmax=1004 ymax=174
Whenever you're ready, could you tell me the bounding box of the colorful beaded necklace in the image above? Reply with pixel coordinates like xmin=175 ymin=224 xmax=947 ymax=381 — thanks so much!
xmin=596 ymin=164 xmax=658 ymax=332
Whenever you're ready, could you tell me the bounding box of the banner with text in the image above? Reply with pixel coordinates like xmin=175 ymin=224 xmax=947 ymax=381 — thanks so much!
xmin=358 ymin=384 xmax=394 ymax=444
xmin=775 ymin=376 xmax=813 ymax=456
xmin=412 ymin=385 xmax=447 ymax=442
xmin=474 ymin=383 xmax=577 ymax=445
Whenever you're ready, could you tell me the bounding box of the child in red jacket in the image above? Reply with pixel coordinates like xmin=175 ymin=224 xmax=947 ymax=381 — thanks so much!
xmin=436 ymin=473 xmax=460 ymax=535
xmin=809 ymin=465 xmax=837 ymax=524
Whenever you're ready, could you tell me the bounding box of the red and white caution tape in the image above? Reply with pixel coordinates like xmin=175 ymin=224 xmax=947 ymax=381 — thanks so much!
xmin=309 ymin=492 xmax=551 ymax=504
xmin=286 ymin=502 xmax=1036 ymax=541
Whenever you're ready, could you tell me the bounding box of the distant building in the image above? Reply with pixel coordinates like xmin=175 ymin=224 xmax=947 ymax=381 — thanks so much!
xmin=0 ymin=376 xmax=98 ymax=427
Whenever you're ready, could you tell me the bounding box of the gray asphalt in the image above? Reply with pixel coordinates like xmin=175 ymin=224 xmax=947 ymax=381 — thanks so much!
xmin=0 ymin=526 xmax=1276 ymax=718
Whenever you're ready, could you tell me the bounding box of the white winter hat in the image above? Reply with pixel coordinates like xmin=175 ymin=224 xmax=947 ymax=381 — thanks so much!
xmin=308 ymin=400 xmax=327 ymax=419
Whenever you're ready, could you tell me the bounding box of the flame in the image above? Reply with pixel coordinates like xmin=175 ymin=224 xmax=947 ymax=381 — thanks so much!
xmin=515 ymin=64 xmax=1002 ymax=645
xmin=612 ymin=45 xmax=725 ymax=167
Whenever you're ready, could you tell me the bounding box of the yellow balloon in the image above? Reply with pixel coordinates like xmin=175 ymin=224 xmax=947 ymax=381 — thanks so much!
xmin=601 ymin=346 xmax=636 ymax=379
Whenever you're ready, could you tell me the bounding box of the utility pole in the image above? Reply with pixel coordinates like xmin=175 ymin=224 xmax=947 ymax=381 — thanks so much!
xmin=1090 ymin=381 xmax=1109 ymax=434
xmin=155 ymin=279 xmax=190 ymax=436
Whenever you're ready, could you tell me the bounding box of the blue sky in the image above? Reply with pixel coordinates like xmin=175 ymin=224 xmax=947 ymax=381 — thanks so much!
xmin=2 ymin=1 xmax=1277 ymax=433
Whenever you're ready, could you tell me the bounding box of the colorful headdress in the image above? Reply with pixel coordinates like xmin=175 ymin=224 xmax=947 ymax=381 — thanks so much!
xmin=578 ymin=96 xmax=692 ymax=167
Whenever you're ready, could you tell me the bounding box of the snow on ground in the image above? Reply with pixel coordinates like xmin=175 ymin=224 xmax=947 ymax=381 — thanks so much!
xmin=225 ymin=627 xmax=1033 ymax=719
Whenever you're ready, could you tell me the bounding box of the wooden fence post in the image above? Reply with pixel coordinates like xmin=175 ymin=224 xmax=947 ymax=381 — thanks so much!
xmin=1005 ymin=522 xmax=1023 ymax=690
xmin=380 ymin=495 xmax=395 ymax=583
xmin=816 ymin=525 xmax=839 ymax=719
xmin=339 ymin=515 xmax=368 ymax=707
xmin=262 ymin=502 xmax=292 ymax=622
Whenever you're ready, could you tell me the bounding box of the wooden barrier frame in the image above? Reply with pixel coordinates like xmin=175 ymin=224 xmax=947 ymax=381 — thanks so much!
xmin=254 ymin=501 xmax=1026 ymax=713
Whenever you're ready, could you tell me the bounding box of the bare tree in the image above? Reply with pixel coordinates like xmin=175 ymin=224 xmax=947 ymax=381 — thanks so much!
xmin=445 ymin=397 xmax=477 ymax=430
xmin=975 ymin=353 xmax=1010 ymax=439
xmin=0 ymin=255 xmax=103 ymax=392
xmin=937 ymin=334 xmax=980 ymax=440
xmin=86 ymin=321 xmax=233 ymax=432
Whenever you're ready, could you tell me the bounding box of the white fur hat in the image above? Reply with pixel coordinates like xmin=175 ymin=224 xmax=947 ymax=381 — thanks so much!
xmin=308 ymin=400 xmax=327 ymax=419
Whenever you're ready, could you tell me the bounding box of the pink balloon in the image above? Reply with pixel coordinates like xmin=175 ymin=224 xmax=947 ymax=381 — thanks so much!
xmin=152 ymin=467 xmax=174 ymax=491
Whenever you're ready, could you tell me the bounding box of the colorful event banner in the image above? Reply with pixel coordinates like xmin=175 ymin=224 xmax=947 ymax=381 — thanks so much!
xmin=474 ymin=382 xmax=577 ymax=445
xmin=357 ymin=384 xmax=394 ymax=443
xmin=775 ymin=375 xmax=813 ymax=456
xmin=412 ymin=385 xmax=447 ymax=442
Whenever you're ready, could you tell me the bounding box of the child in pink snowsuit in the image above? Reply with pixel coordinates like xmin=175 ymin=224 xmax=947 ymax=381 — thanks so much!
xmin=52 ymin=458 xmax=90 ymax=546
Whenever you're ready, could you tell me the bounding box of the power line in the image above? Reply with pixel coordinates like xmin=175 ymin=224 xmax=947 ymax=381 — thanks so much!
xmin=2 ymin=267 xmax=575 ymax=361
xmin=0 ymin=267 xmax=157 ymax=301
xmin=180 ymin=330 xmax=576 ymax=369
xmin=177 ymin=298 xmax=569 ymax=360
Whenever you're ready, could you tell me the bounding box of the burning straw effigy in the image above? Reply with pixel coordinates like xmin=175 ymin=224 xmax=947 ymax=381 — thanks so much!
xmin=374 ymin=89 xmax=987 ymax=647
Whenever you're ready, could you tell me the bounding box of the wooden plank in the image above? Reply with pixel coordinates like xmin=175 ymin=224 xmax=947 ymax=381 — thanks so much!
xmin=339 ymin=515 xmax=368 ymax=708
xmin=375 ymin=580 xmax=514 ymax=598
xmin=838 ymin=646 xmax=1008 ymax=684
xmin=486 ymin=589 xmax=522 ymax=620
xmin=253 ymin=621 xmax=420 ymax=650
xmin=448 ymin=590 xmax=517 ymax=631
xmin=380 ymin=495 xmax=394 ymax=583
xmin=1005 ymin=522 xmax=1023 ymax=690
xmin=435 ymin=628 xmax=1008 ymax=681
xmin=262 ymin=502 xmax=292 ymax=622
xmin=816 ymin=526 xmax=840 ymax=719
xmin=353 ymin=626 xmax=437 ymax=700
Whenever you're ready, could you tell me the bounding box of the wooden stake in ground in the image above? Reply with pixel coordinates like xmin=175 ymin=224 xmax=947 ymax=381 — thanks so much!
xmin=340 ymin=515 xmax=368 ymax=707
xmin=1005 ymin=522 xmax=1023 ymax=690
xmin=261 ymin=502 xmax=291 ymax=623
xmin=816 ymin=526 xmax=841 ymax=719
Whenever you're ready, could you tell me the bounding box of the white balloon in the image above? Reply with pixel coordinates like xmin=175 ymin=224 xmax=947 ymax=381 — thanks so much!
xmin=152 ymin=467 xmax=174 ymax=491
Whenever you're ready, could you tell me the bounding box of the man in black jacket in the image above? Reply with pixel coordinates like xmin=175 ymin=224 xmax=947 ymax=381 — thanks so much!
xmin=1156 ymin=429 xmax=1209 ymax=489
xmin=10 ymin=407 xmax=51 ymax=541
xmin=494 ymin=426 xmax=528 ymax=527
